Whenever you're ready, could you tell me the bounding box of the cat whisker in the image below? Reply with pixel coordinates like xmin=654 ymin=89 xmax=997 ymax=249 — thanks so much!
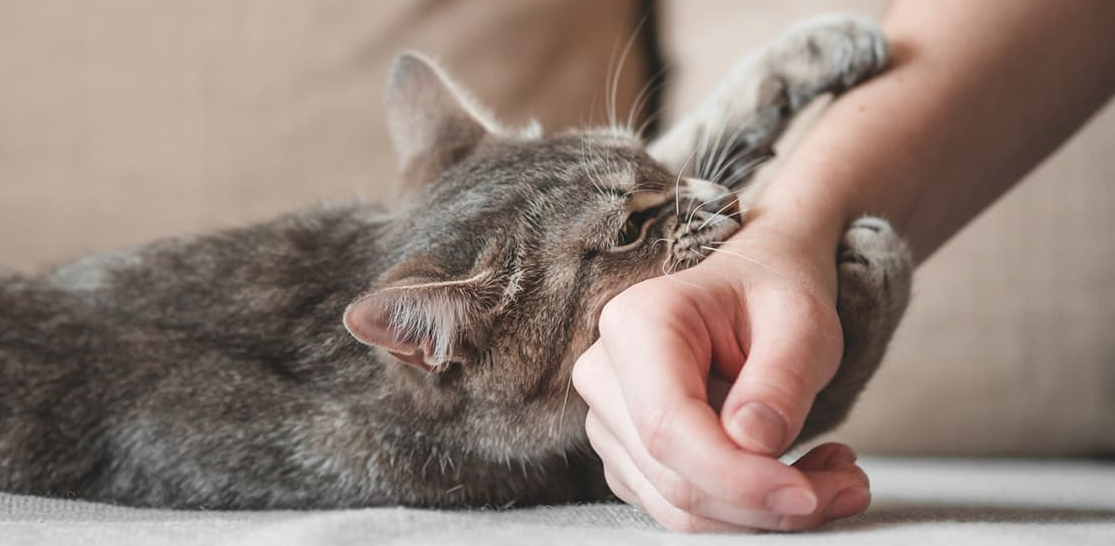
xmin=684 ymin=194 xmax=725 ymax=234
xmin=706 ymin=131 xmax=750 ymax=184
xmin=588 ymin=138 xmax=614 ymax=194
xmin=605 ymin=15 xmax=647 ymax=134
xmin=635 ymin=101 xmax=672 ymax=141
xmin=635 ymin=110 xmax=661 ymax=141
xmin=709 ymin=149 xmax=773 ymax=189
xmin=659 ymin=256 xmax=702 ymax=289
xmin=620 ymin=188 xmax=661 ymax=198
xmin=579 ymin=136 xmax=608 ymax=197
xmin=697 ymin=202 xmax=746 ymax=231
xmin=699 ymin=245 xmax=788 ymax=281
xmin=700 ymin=125 xmax=731 ymax=181
xmin=660 ymin=257 xmax=671 ymax=276
xmin=625 ymin=65 xmax=670 ymax=137
xmin=671 ymin=253 xmax=694 ymax=274
xmin=706 ymin=119 xmax=765 ymax=184
xmin=672 ymin=150 xmax=698 ymax=220
xmin=694 ymin=107 xmax=731 ymax=180
xmin=556 ymin=374 xmax=573 ymax=440
xmin=698 ymin=107 xmax=737 ymax=180
xmin=704 ymin=108 xmax=768 ymax=182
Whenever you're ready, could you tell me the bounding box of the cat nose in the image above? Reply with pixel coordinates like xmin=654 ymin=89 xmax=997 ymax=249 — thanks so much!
xmin=681 ymin=177 xmax=740 ymax=219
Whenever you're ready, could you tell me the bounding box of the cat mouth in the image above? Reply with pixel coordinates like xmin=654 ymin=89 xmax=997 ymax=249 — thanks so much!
xmin=666 ymin=192 xmax=743 ymax=271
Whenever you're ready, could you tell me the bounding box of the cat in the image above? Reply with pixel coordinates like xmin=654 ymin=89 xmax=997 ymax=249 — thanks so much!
xmin=0 ymin=15 xmax=910 ymax=510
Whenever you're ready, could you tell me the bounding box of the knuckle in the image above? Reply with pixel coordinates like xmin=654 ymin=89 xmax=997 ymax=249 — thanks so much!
xmin=739 ymin=369 xmax=811 ymax=422
xmin=582 ymin=413 xmax=602 ymax=443
xmin=570 ymin=357 xmax=593 ymax=397
xmin=599 ymin=283 xmax=681 ymax=335
xmin=599 ymin=292 xmax=630 ymax=323
xmin=773 ymin=363 xmax=817 ymax=400
xmin=599 ymin=292 xmax=645 ymax=335
xmin=752 ymin=353 xmax=833 ymax=410
xmin=656 ymin=471 xmax=698 ymax=513
xmin=637 ymin=404 xmax=676 ymax=461
xmin=582 ymin=414 xmax=617 ymax=466
xmin=602 ymin=469 xmax=633 ymax=503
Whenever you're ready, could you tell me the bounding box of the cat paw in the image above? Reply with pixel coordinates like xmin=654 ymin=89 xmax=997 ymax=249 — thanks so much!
xmin=772 ymin=15 xmax=888 ymax=105
xmin=837 ymin=216 xmax=912 ymax=315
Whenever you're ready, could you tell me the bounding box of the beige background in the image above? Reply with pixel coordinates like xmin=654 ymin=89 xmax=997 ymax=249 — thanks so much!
xmin=0 ymin=0 xmax=649 ymax=271
xmin=1 ymin=0 xmax=1112 ymax=455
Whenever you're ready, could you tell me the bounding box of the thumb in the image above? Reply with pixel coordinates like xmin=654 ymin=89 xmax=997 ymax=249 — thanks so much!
xmin=720 ymin=290 xmax=843 ymax=455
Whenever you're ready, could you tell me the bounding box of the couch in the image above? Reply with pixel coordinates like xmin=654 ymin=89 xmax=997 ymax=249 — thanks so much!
xmin=1 ymin=1 xmax=1112 ymax=543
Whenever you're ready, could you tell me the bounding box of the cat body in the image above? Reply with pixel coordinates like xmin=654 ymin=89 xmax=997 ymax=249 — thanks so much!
xmin=0 ymin=16 xmax=910 ymax=509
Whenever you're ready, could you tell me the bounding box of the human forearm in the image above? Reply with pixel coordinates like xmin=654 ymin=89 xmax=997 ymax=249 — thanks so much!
xmin=748 ymin=0 xmax=1115 ymax=264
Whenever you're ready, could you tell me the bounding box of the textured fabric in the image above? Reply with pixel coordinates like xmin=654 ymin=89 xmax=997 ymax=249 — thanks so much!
xmin=661 ymin=0 xmax=1115 ymax=456
xmin=3 ymin=458 xmax=1113 ymax=545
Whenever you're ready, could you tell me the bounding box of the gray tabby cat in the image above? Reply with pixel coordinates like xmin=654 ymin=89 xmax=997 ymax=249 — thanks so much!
xmin=0 ymin=16 xmax=910 ymax=509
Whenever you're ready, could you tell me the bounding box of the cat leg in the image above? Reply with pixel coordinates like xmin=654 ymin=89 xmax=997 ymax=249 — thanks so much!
xmin=649 ymin=15 xmax=887 ymax=189
xmin=796 ymin=216 xmax=912 ymax=444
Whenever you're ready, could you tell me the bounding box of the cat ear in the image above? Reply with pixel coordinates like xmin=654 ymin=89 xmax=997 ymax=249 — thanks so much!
xmin=386 ymin=52 xmax=500 ymax=191
xmin=343 ymin=268 xmax=504 ymax=374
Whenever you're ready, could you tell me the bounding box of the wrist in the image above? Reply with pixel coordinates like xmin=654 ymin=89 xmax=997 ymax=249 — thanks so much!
xmin=708 ymin=197 xmax=845 ymax=301
xmin=706 ymin=161 xmax=866 ymax=300
xmin=743 ymin=172 xmax=852 ymax=263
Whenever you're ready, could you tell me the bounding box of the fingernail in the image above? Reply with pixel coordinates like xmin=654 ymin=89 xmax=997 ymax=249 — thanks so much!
xmin=827 ymin=446 xmax=858 ymax=466
xmin=825 ymin=486 xmax=871 ymax=520
xmin=764 ymin=486 xmax=817 ymax=515
xmin=732 ymin=402 xmax=785 ymax=453
xmin=852 ymin=465 xmax=871 ymax=488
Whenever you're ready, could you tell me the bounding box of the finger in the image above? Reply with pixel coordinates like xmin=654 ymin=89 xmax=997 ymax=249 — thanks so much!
xmin=679 ymin=444 xmax=869 ymax=531
xmin=596 ymin=291 xmax=819 ymax=516
xmin=592 ymin=410 xmax=870 ymax=531
xmin=765 ymin=467 xmax=871 ymax=529
xmin=792 ymin=442 xmax=858 ymax=470
xmin=602 ymin=466 xmax=639 ymax=506
xmin=582 ymin=343 xmax=807 ymax=522
xmin=587 ymin=407 xmax=749 ymax=526
xmin=590 ymin=423 xmax=759 ymax=534
xmin=721 ymin=291 xmax=844 ymax=455
xmin=585 ymin=412 xmax=639 ymax=505
xmin=793 ymin=444 xmax=873 ymax=523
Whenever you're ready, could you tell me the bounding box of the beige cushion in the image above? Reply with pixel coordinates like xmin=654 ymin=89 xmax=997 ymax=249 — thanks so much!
xmin=0 ymin=0 xmax=649 ymax=271
xmin=661 ymin=0 xmax=1115 ymax=455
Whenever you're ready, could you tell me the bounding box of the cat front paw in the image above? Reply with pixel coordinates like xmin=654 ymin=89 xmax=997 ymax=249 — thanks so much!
xmin=771 ymin=15 xmax=888 ymax=105
xmin=799 ymin=216 xmax=911 ymax=444
xmin=837 ymin=216 xmax=912 ymax=316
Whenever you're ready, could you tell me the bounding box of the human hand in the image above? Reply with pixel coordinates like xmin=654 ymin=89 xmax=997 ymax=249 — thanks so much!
xmin=572 ymin=220 xmax=871 ymax=532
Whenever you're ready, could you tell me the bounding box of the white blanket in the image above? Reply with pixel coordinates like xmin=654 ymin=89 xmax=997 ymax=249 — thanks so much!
xmin=3 ymin=458 xmax=1113 ymax=545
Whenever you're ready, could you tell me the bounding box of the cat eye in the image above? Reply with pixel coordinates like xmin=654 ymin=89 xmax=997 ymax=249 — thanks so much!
xmin=615 ymin=208 xmax=658 ymax=249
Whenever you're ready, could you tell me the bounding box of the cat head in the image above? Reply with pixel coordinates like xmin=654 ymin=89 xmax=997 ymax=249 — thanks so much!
xmin=343 ymin=53 xmax=742 ymax=454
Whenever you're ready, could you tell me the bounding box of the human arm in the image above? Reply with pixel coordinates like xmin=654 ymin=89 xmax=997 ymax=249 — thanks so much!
xmin=573 ymin=0 xmax=1115 ymax=532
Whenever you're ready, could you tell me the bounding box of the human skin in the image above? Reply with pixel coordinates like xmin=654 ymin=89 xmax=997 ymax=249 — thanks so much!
xmin=572 ymin=0 xmax=1115 ymax=533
